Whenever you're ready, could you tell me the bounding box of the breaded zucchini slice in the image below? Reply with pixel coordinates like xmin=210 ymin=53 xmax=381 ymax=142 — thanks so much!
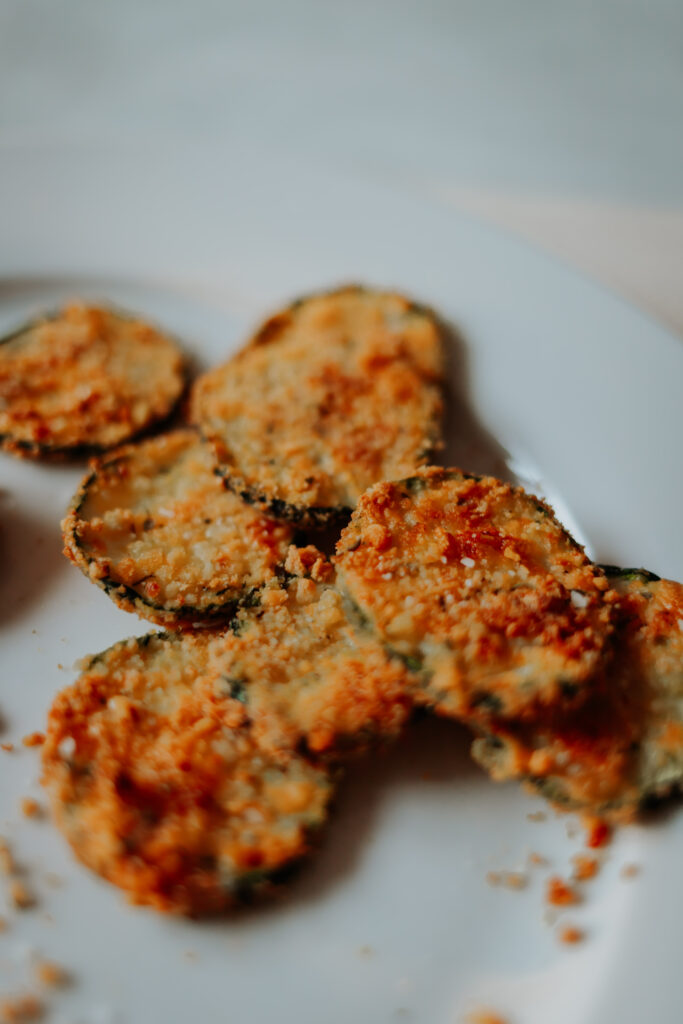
xmin=471 ymin=569 xmax=683 ymax=820
xmin=214 ymin=545 xmax=414 ymax=758
xmin=190 ymin=285 xmax=444 ymax=527
xmin=42 ymin=629 xmax=335 ymax=915
xmin=335 ymin=469 xmax=614 ymax=721
xmin=62 ymin=429 xmax=294 ymax=627
xmin=0 ymin=303 xmax=185 ymax=458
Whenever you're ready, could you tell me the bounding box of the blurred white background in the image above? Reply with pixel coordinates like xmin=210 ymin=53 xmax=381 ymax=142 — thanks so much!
xmin=1 ymin=0 xmax=681 ymax=332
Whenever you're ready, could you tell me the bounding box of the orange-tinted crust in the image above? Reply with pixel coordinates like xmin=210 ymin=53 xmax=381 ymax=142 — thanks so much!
xmin=0 ymin=304 xmax=185 ymax=458
xmin=336 ymin=469 xmax=614 ymax=721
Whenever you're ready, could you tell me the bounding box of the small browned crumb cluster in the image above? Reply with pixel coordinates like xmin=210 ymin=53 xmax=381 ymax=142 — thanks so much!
xmin=9 ymin=880 xmax=35 ymax=911
xmin=546 ymin=876 xmax=580 ymax=907
xmin=486 ymin=871 xmax=527 ymax=891
xmin=20 ymin=799 xmax=42 ymax=820
xmin=0 ymin=995 xmax=44 ymax=1023
xmin=0 ymin=839 xmax=15 ymax=875
xmin=465 ymin=1010 xmax=509 ymax=1024
xmin=34 ymin=960 xmax=70 ymax=988
xmin=571 ymin=854 xmax=599 ymax=882
xmin=557 ymin=924 xmax=584 ymax=945
xmin=0 ymin=837 xmax=35 ymax=910
xmin=22 ymin=734 xmax=45 ymax=749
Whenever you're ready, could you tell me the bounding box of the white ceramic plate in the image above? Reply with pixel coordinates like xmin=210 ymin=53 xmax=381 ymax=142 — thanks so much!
xmin=0 ymin=142 xmax=681 ymax=1024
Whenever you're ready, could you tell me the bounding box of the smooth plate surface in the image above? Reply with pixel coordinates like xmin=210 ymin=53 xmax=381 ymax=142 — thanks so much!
xmin=0 ymin=142 xmax=681 ymax=1024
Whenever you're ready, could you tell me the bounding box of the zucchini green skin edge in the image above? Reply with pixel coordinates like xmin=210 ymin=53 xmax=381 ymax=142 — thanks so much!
xmin=64 ymin=460 xmax=265 ymax=628
xmin=0 ymin=311 xmax=187 ymax=459
xmin=212 ymin=463 xmax=353 ymax=529
xmin=212 ymin=428 xmax=444 ymax=530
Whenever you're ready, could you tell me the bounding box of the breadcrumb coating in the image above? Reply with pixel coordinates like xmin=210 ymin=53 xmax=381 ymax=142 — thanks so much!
xmin=336 ymin=469 xmax=614 ymax=721
xmin=62 ymin=430 xmax=294 ymax=626
xmin=214 ymin=547 xmax=414 ymax=757
xmin=42 ymin=630 xmax=335 ymax=915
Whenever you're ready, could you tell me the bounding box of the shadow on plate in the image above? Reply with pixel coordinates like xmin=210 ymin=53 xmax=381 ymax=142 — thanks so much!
xmin=0 ymin=493 xmax=70 ymax=628
xmin=205 ymin=715 xmax=482 ymax=928
xmin=439 ymin=319 xmax=515 ymax=482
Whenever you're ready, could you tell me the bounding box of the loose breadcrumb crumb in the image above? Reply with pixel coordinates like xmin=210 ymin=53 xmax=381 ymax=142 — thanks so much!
xmin=571 ymin=854 xmax=599 ymax=882
xmin=20 ymin=799 xmax=42 ymax=820
xmin=357 ymin=945 xmax=375 ymax=958
xmin=584 ymin=819 xmax=611 ymax=849
xmin=501 ymin=872 xmax=527 ymax=890
xmin=486 ymin=871 xmax=527 ymax=890
xmin=558 ymin=925 xmax=584 ymax=945
xmin=527 ymin=811 xmax=546 ymax=822
xmin=35 ymin=961 xmax=69 ymax=988
xmin=465 ymin=1010 xmax=509 ymax=1024
xmin=43 ymin=874 xmax=62 ymax=890
xmin=0 ymin=995 xmax=44 ymax=1022
xmin=0 ymin=840 xmax=15 ymax=875
xmin=21 ymin=734 xmax=45 ymax=749
xmin=9 ymin=880 xmax=35 ymax=910
xmin=1 ymin=743 xmax=14 ymax=753
xmin=546 ymin=877 xmax=580 ymax=907
xmin=528 ymin=852 xmax=548 ymax=867
xmin=0 ymin=916 xmax=7 ymax=932
xmin=620 ymin=863 xmax=640 ymax=880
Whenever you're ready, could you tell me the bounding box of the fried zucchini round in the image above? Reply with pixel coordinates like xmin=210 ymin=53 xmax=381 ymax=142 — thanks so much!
xmin=62 ymin=430 xmax=294 ymax=627
xmin=335 ymin=469 xmax=614 ymax=721
xmin=472 ymin=569 xmax=683 ymax=820
xmin=214 ymin=545 xmax=414 ymax=758
xmin=191 ymin=285 xmax=444 ymax=527
xmin=0 ymin=303 xmax=185 ymax=458
xmin=42 ymin=630 xmax=335 ymax=915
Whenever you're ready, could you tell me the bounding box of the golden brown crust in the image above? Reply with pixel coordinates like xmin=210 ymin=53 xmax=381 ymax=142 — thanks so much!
xmin=472 ymin=571 xmax=683 ymax=820
xmin=61 ymin=429 xmax=294 ymax=627
xmin=335 ymin=468 xmax=615 ymax=721
xmin=0 ymin=304 xmax=185 ymax=458
xmin=190 ymin=285 xmax=444 ymax=525
xmin=216 ymin=552 xmax=414 ymax=758
xmin=41 ymin=630 xmax=335 ymax=915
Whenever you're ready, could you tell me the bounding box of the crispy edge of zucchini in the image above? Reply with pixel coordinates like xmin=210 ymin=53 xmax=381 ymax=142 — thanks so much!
xmin=213 ymin=464 xmax=354 ymax=530
xmin=249 ymin=282 xmax=441 ymax=350
xmin=0 ymin=308 xmax=187 ymax=459
xmin=61 ymin=454 xmax=267 ymax=628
